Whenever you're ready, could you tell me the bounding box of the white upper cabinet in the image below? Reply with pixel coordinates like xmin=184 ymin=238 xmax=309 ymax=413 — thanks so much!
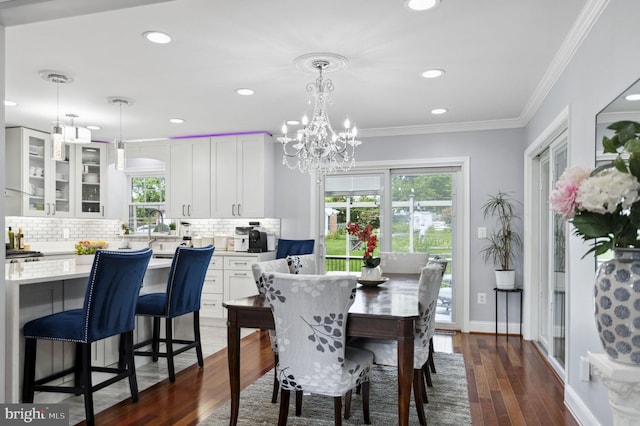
xmin=75 ymin=143 xmax=108 ymax=218
xmin=211 ymin=133 xmax=274 ymax=218
xmin=167 ymin=138 xmax=211 ymax=219
xmin=5 ymin=127 xmax=74 ymax=217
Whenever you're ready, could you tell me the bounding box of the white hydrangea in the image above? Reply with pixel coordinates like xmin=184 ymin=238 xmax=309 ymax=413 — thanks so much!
xmin=576 ymin=168 xmax=640 ymax=214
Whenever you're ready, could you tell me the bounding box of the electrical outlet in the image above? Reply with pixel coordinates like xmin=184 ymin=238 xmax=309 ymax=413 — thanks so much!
xmin=477 ymin=293 xmax=486 ymax=304
xmin=478 ymin=227 xmax=487 ymax=239
xmin=63 ymin=228 xmax=69 ymax=239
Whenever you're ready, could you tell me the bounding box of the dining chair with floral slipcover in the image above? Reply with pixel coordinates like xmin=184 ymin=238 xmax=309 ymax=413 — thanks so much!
xmin=251 ymin=258 xmax=291 ymax=403
xmin=263 ymin=271 xmax=374 ymax=425
xmin=379 ymin=251 xmax=429 ymax=274
xmin=286 ymin=253 xmax=318 ymax=274
xmin=351 ymin=262 xmax=444 ymax=425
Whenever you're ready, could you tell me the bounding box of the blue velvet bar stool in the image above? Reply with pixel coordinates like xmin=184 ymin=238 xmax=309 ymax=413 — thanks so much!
xmin=133 ymin=245 xmax=214 ymax=382
xmin=22 ymin=248 xmax=153 ymax=426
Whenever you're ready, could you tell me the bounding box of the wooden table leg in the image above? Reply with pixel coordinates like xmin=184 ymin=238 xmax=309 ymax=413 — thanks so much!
xmin=227 ymin=309 xmax=241 ymax=426
xmin=396 ymin=319 xmax=414 ymax=426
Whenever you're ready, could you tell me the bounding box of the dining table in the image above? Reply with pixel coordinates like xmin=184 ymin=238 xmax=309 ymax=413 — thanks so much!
xmin=224 ymin=272 xmax=420 ymax=426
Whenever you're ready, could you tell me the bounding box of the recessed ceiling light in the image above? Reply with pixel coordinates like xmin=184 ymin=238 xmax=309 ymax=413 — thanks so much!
xmin=236 ymin=88 xmax=255 ymax=96
xmin=285 ymin=120 xmax=301 ymax=126
xmin=431 ymin=108 xmax=448 ymax=115
xmin=142 ymin=31 xmax=172 ymax=44
xmin=4 ymin=100 xmax=17 ymax=106
xmin=169 ymin=118 xmax=185 ymax=124
xmin=625 ymin=94 xmax=640 ymax=101
xmin=86 ymin=125 xmax=101 ymax=130
xmin=405 ymin=0 xmax=440 ymax=11
xmin=421 ymin=69 xmax=445 ymax=79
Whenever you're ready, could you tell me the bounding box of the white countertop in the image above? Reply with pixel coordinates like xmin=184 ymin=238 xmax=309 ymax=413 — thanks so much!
xmin=5 ymin=257 xmax=173 ymax=285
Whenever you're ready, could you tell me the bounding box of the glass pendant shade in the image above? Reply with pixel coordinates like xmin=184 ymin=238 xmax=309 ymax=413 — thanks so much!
xmin=52 ymin=124 xmax=64 ymax=161
xmin=116 ymin=140 xmax=125 ymax=171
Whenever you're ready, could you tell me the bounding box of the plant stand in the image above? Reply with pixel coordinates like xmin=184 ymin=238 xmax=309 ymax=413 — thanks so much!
xmin=494 ymin=287 xmax=523 ymax=340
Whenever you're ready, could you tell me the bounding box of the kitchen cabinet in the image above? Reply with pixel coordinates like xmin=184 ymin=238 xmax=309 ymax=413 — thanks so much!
xmin=201 ymin=255 xmax=224 ymax=318
xmin=75 ymin=143 xmax=108 ymax=217
xmin=198 ymin=252 xmax=275 ymax=319
xmin=211 ymin=133 xmax=274 ymax=218
xmin=167 ymin=138 xmax=211 ymax=219
xmin=5 ymin=127 xmax=74 ymax=217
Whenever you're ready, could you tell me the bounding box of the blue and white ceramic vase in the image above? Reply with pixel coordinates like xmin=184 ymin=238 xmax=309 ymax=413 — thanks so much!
xmin=594 ymin=248 xmax=640 ymax=365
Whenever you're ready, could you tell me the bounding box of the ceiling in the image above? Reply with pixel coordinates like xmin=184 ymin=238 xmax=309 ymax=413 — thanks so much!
xmin=3 ymin=0 xmax=589 ymax=144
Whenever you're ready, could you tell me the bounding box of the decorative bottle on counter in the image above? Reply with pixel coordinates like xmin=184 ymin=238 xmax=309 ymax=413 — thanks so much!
xmin=16 ymin=227 xmax=24 ymax=250
xmin=7 ymin=227 xmax=14 ymax=250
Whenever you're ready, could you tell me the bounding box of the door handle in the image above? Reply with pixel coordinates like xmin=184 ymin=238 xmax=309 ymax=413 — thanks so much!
xmin=237 ymin=204 xmax=241 ymax=216
xmin=182 ymin=204 xmax=187 ymax=216
xmin=46 ymin=203 xmax=51 ymax=215
xmin=188 ymin=204 xmax=192 ymax=216
xmin=232 ymin=204 xmax=236 ymax=216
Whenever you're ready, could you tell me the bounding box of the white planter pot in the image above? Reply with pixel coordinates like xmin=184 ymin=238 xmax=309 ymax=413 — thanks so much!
xmin=361 ymin=266 xmax=382 ymax=280
xmin=75 ymin=254 xmax=95 ymax=265
xmin=495 ymin=270 xmax=516 ymax=289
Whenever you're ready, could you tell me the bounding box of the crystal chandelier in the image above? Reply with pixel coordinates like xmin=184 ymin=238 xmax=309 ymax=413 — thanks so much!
xmin=277 ymin=60 xmax=361 ymax=175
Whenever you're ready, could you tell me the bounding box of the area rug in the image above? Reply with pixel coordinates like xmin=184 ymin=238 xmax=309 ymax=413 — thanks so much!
xmin=200 ymin=352 xmax=471 ymax=425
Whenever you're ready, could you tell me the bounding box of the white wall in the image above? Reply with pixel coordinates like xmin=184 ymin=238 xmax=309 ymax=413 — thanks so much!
xmin=0 ymin=22 xmax=6 ymax=404
xmin=274 ymin=127 xmax=526 ymax=324
xmin=524 ymin=0 xmax=640 ymax=424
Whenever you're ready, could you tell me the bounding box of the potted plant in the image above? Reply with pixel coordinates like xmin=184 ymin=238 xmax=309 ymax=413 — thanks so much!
xmin=347 ymin=221 xmax=381 ymax=279
xmin=481 ymin=191 xmax=522 ymax=289
xmin=169 ymin=222 xmax=177 ymax=235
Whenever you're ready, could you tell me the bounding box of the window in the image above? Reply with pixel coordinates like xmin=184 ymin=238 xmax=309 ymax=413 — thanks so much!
xmin=129 ymin=176 xmax=168 ymax=234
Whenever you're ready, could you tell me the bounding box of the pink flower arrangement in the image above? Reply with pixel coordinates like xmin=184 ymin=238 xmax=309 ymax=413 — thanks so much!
xmin=549 ymin=166 xmax=592 ymax=219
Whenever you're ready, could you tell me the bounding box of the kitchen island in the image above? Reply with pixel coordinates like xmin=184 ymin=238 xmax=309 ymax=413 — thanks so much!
xmin=5 ymin=257 xmax=173 ymax=403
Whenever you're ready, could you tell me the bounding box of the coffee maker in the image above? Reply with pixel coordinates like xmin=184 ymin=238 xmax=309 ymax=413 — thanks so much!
xmin=248 ymin=229 xmax=267 ymax=253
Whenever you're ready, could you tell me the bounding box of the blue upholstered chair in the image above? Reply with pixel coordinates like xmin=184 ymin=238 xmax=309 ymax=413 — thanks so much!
xmin=275 ymin=238 xmax=314 ymax=259
xmin=134 ymin=245 xmax=214 ymax=383
xmin=352 ymin=262 xmax=444 ymax=425
xmin=22 ymin=248 xmax=153 ymax=426
xmin=263 ymin=272 xmax=373 ymax=425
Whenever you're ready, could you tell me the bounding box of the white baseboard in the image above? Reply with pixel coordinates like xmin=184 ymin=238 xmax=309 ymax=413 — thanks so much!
xmin=469 ymin=320 xmax=523 ymax=335
xmin=565 ymin=384 xmax=600 ymax=426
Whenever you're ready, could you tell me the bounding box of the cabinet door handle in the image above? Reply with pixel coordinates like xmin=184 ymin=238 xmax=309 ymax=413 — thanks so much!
xmin=237 ymin=203 xmax=241 ymax=216
xmin=46 ymin=203 xmax=51 ymax=215
xmin=51 ymin=203 xmax=56 ymax=215
xmin=234 ymin=272 xmax=249 ymax=276
xmin=182 ymin=204 xmax=187 ymax=216
xmin=101 ymin=206 xmax=105 ymax=217
xmin=188 ymin=204 xmax=192 ymax=216
xmin=232 ymin=204 xmax=236 ymax=216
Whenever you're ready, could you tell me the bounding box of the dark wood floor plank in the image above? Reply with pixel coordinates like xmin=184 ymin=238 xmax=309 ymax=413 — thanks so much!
xmin=80 ymin=331 xmax=578 ymax=426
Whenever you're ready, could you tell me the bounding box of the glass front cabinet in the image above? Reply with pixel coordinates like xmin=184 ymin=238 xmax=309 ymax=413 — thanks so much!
xmin=5 ymin=127 xmax=107 ymax=217
xmin=5 ymin=127 xmax=74 ymax=217
xmin=75 ymin=143 xmax=107 ymax=217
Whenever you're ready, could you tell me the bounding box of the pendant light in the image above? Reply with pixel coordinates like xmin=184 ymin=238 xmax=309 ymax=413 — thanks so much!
xmin=40 ymin=71 xmax=71 ymax=161
xmin=107 ymin=97 xmax=132 ymax=171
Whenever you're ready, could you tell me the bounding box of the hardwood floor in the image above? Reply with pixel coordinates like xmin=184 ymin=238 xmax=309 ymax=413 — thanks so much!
xmin=80 ymin=330 xmax=578 ymax=425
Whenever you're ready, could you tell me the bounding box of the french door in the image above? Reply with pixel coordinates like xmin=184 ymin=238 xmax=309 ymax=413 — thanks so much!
xmin=537 ymin=134 xmax=567 ymax=373
xmin=320 ymin=163 xmax=464 ymax=330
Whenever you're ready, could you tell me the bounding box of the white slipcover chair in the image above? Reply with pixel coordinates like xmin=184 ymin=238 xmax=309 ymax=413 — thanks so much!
xmin=379 ymin=252 xmax=429 ymax=274
xmin=263 ymin=272 xmax=374 ymax=425
xmin=352 ymin=262 xmax=444 ymax=425
xmin=251 ymin=258 xmax=291 ymax=403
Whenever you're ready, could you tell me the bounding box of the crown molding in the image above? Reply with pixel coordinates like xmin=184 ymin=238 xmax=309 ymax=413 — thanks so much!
xmin=359 ymin=117 xmax=523 ymax=138
xmin=519 ymin=0 xmax=610 ymax=126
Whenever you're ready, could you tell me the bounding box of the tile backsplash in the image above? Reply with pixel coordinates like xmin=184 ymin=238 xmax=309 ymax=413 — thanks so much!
xmin=5 ymin=216 xmax=281 ymax=244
